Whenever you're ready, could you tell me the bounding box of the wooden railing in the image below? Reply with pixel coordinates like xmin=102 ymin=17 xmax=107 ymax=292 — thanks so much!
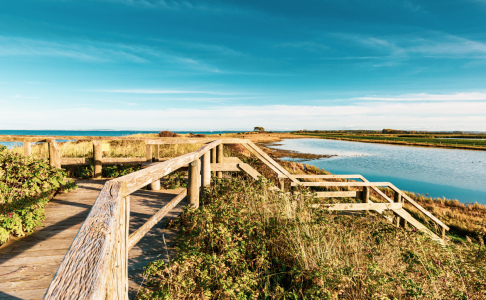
xmin=291 ymin=174 xmax=449 ymax=240
xmin=0 ymin=135 xmax=450 ymax=298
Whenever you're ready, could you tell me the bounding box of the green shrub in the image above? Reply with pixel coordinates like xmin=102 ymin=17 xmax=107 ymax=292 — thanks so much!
xmin=0 ymin=146 xmax=76 ymax=244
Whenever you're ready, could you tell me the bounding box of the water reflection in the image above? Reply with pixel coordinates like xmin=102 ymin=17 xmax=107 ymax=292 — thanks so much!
xmin=270 ymin=139 xmax=486 ymax=204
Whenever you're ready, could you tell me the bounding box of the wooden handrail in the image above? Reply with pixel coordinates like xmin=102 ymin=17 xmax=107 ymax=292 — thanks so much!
xmin=44 ymin=181 xmax=128 ymax=299
xmin=113 ymin=140 xmax=221 ymax=195
xmin=292 ymin=181 xmax=392 ymax=187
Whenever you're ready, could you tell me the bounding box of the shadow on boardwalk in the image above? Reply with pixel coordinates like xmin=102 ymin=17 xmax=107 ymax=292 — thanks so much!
xmin=0 ymin=179 xmax=186 ymax=300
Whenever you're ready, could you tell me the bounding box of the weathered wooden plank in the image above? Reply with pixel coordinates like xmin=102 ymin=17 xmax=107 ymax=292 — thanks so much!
xmin=210 ymin=163 xmax=240 ymax=171
xmin=246 ymin=141 xmax=297 ymax=180
xmin=103 ymin=157 xmax=146 ymax=165
xmin=292 ymin=181 xmax=391 ymax=187
xmin=392 ymin=185 xmax=450 ymax=231
xmin=114 ymin=140 xmax=221 ymax=195
xmin=44 ymin=180 xmax=126 ymax=300
xmin=359 ymin=175 xmax=394 ymax=203
xmin=238 ymin=163 xmax=262 ymax=180
xmin=128 ymin=190 xmax=187 ymax=250
xmin=93 ymin=140 xmax=102 ymax=178
xmin=313 ymin=202 xmax=403 ymax=211
xmin=292 ymin=174 xmax=364 ymax=179
xmin=314 ymin=191 xmax=360 ymax=198
xmin=242 ymin=143 xmax=284 ymax=177
xmin=393 ymin=208 xmax=443 ymax=244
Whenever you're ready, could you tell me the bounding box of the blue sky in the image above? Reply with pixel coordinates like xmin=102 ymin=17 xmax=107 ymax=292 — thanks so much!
xmin=1 ymin=0 xmax=486 ymax=131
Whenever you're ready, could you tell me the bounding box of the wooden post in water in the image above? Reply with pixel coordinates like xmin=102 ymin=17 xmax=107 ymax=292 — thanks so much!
xmin=216 ymin=144 xmax=223 ymax=178
xmin=93 ymin=140 xmax=103 ymax=178
xmin=202 ymin=152 xmax=211 ymax=189
xmin=394 ymin=191 xmax=402 ymax=227
xmin=361 ymin=186 xmax=370 ymax=203
xmin=48 ymin=140 xmax=61 ymax=169
xmin=23 ymin=142 xmax=31 ymax=156
xmin=188 ymin=159 xmax=201 ymax=208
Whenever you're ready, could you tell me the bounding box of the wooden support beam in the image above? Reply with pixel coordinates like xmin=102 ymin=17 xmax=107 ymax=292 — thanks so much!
xmin=150 ymin=179 xmax=161 ymax=191
xmin=154 ymin=144 xmax=160 ymax=161
xmin=394 ymin=191 xmax=402 ymax=227
xmin=23 ymin=142 xmax=31 ymax=156
xmin=202 ymin=152 xmax=211 ymax=188
xmin=313 ymin=202 xmax=402 ymax=211
xmin=48 ymin=140 xmax=61 ymax=169
xmin=279 ymin=178 xmax=285 ymax=191
xmin=314 ymin=191 xmax=361 ymax=198
xmin=145 ymin=145 xmax=153 ymax=163
xmin=361 ymin=186 xmax=370 ymax=203
xmin=188 ymin=159 xmax=200 ymax=208
xmin=210 ymin=148 xmax=216 ymax=163
xmin=292 ymin=174 xmax=364 ymax=179
xmin=216 ymin=144 xmax=223 ymax=178
xmin=128 ymin=190 xmax=187 ymax=250
xmin=237 ymin=163 xmax=261 ymax=180
xmin=93 ymin=141 xmax=103 ymax=178
xmin=291 ymin=181 xmax=391 ymax=187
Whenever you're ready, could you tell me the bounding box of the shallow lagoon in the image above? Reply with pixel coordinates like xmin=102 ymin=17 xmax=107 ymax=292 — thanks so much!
xmin=271 ymin=138 xmax=486 ymax=204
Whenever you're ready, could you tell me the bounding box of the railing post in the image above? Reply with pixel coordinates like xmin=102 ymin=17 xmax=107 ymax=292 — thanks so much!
xmin=154 ymin=144 xmax=160 ymax=162
xmin=188 ymin=159 xmax=200 ymax=208
xmin=361 ymin=186 xmax=370 ymax=203
xmin=441 ymin=226 xmax=446 ymax=239
xmin=216 ymin=144 xmax=223 ymax=178
xmin=279 ymin=178 xmax=285 ymax=191
xmin=93 ymin=140 xmax=103 ymax=178
xmin=145 ymin=144 xmax=153 ymax=163
xmin=106 ymin=195 xmax=130 ymax=299
xmin=202 ymin=152 xmax=211 ymax=189
xmin=48 ymin=139 xmax=61 ymax=169
xmin=23 ymin=142 xmax=31 ymax=156
xmin=394 ymin=191 xmax=402 ymax=227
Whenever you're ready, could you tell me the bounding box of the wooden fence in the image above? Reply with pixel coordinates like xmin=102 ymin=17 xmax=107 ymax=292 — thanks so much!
xmin=0 ymin=135 xmax=450 ymax=299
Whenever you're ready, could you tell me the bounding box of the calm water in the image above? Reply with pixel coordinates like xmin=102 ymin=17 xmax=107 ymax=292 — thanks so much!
xmin=270 ymin=138 xmax=486 ymax=204
xmin=0 ymin=130 xmax=239 ymax=149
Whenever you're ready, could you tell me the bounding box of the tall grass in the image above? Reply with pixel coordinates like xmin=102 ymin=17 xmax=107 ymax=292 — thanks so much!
xmin=138 ymin=177 xmax=486 ymax=299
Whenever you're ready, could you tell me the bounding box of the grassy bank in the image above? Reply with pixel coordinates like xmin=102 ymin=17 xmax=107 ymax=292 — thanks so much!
xmin=138 ymin=176 xmax=486 ymax=299
xmin=294 ymin=132 xmax=486 ymax=150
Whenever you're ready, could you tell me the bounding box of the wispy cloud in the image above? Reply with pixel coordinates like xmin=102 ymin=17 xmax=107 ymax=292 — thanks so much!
xmin=0 ymin=36 xmax=156 ymax=63
xmin=355 ymin=92 xmax=486 ymax=102
xmin=337 ymin=32 xmax=486 ymax=63
xmin=96 ymin=89 xmax=235 ymax=95
xmin=276 ymin=41 xmax=329 ymax=53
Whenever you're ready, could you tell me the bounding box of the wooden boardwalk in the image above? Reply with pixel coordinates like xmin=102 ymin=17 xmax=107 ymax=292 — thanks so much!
xmin=0 ymin=179 xmax=187 ymax=300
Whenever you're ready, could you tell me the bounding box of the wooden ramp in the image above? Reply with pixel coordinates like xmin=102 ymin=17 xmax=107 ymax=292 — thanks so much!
xmin=0 ymin=180 xmax=186 ymax=300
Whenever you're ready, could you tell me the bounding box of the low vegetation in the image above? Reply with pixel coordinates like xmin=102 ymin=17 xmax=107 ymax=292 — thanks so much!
xmin=0 ymin=145 xmax=76 ymax=245
xmin=294 ymin=132 xmax=486 ymax=150
xmin=138 ymin=177 xmax=486 ymax=299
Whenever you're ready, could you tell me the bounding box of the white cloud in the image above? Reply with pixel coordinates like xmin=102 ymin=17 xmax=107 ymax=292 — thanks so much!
xmin=355 ymin=92 xmax=486 ymax=102
xmin=2 ymin=101 xmax=485 ymax=131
